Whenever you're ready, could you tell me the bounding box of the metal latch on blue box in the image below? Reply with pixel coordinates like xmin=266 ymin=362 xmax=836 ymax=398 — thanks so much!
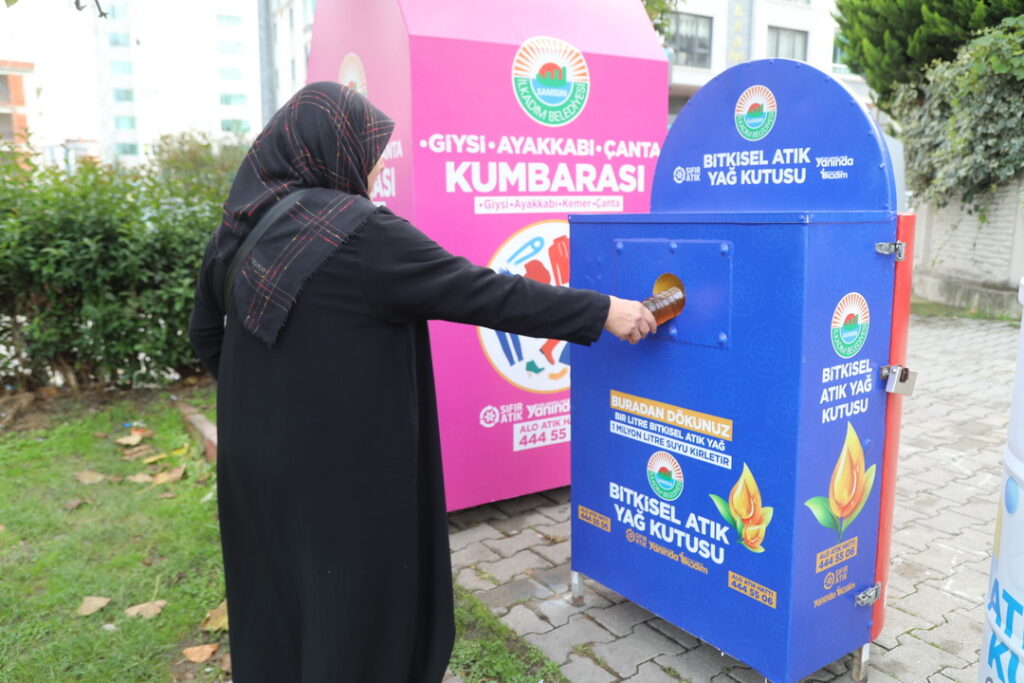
xmin=880 ymin=365 xmax=917 ymax=396
xmin=875 ymin=241 xmax=906 ymax=261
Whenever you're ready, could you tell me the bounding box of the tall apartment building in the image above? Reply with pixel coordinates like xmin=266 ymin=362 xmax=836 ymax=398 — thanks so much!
xmin=0 ymin=60 xmax=33 ymax=147
xmin=0 ymin=0 xmax=263 ymax=166
xmin=665 ymin=0 xmax=870 ymax=121
xmin=260 ymin=0 xmax=317 ymax=120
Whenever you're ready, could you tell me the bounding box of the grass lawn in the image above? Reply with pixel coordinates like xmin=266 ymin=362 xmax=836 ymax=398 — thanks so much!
xmin=0 ymin=387 xmax=564 ymax=682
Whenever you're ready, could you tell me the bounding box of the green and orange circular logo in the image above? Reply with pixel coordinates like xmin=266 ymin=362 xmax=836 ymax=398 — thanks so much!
xmin=647 ymin=451 xmax=684 ymax=501
xmin=338 ymin=52 xmax=368 ymax=97
xmin=512 ymin=36 xmax=590 ymax=127
xmin=831 ymin=292 xmax=870 ymax=358
xmin=734 ymin=85 xmax=777 ymax=141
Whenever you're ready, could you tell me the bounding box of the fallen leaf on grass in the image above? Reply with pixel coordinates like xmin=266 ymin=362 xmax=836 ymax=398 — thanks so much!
xmin=115 ymin=433 xmax=143 ymax=447
xmin=219 ymin=652 xmax=232 ymax=673
xmin=0 ymin=524 xmax=5 ymax=532
xmin=156 ymin=492 xmax=176 ymax=500
xmin=76 ymin=596 xmax=111 ymax=616
xmin=152 ymin=466 xmax=186 ymax=485
xmin=182 ymin=643 xmax=219 ymax=663
xmin=126 ymin=473 xmax=153 ymax=484
xmin=170 ymin=444 xmax=190 ymax=456
xmin=74 ymin=470 xmax=106 ymax=485
xmin=124 ymin=599 xmax=166 ymax=619
xmin=122 ymin=444 xmax=155 ymax=461
xmin=200 ymin=600 xmax=229 ymax=632
xmin=93 ymin=432 xmax=108 ymax=439
xmin=64 ymin=498 xmax=89 ymax=511
xmin=130 ymin=427 xmax=155 ymax=439
xmin=143 ymin=452 xmax=168 ymax=465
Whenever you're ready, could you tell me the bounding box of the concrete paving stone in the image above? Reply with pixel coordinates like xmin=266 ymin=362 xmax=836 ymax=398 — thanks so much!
xmin=654 ymin=643 xmax=742 ymax=683
xmin=911 ymin=467 xmax=964 ymax=489
xmin=589 ymin=600 xmax=655 ymax=637
xmin=585 ymin=579 xmax=629 ymax=604
xmin=890 ymin=583 xmax=974 ymax=626
xmin=441 ymin=668 xmax=463 ymax=683
xmin=626 ymin=661 xmax=682 ymax=682
xmin=937 ymin=664 xmax=981 ymax=683
xmin=726 ymin=664 xmax=775 ymax=682
xmin=901 ymin=540 xmax=987 ymax=576
xmin=499 ymin=604 xmax=553 ymax=635
xmin=490 ymin=510 xmax=553 ymax=535
xmin=454 ymin=567 xmax=497 ymax=592
xmin=533 ymin=539 xmax=571 ymax=566
xmin=870 ymin=633 xmax=970 ymax=681
xmin=539 ymin=502 xmax=572 ymax=523
xmin=886 ymin=557 xmax=951 ymax=598
xmin=541 ymin=486 xmax=572 ymax=505
xmin=531 ymin=564 xmax=571 ymax=594
xmin=889 ymin=524 xmax=955 ymax=553
xmin=560 ymin=653 xmax=617 ymax=683
xmin=534 ymin=519 xmax=571 ymax=542
xmin=647 ymin=617 xmax=701 ymax=650
xmin=533 ymin=591 xmax=612 ymax=627
xmin=477 ymin=549 xmax=552 ymax=583
xmin=449 ymin=543 xmax=501 ymax=570
xmin=448 ymin=522 xmax=503 ymax=551
xmin=874 ymin=605 xmax=934 ymax=650
xmin=592 ymin=622 xmax=685 ymax=678
xmin=916 ymin=507 xmax=991 ymax=536
xmin=862 ymin=665 xmax=902 ymax=683
xmin=524 ymin=613 xmax=616 ymax=665
xmin=910 ymin=610 xmax=983 ymax=663
xmin=954 ymin=497 xmax=999 ymax=522
xmin=921 ymin=565 xmax=990 ymax=604
xmin=927 ymin=674 xmax=958 ymax=683
xmin=482 ymin=528 xmax=546 ymax=558
xmin=930 ymin=480 xmax=987 ymax=505
xmin=949 ymin=525 xmax=996 ymax=555
xmin=447 ymin=504 xmax=508 ymax=530
xmin=477 ymin=577 xmax=553 ymax=615
xmin=494 ymin=492 xmax=551 ymax=517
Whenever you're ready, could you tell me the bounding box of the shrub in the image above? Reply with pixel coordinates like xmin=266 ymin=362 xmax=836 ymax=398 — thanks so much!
xmin=0 ymin=133 xmax=246 ymax=390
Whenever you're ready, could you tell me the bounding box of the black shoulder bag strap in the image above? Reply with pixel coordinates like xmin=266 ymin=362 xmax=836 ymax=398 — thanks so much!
xmin=224 ymin=189 xmax=315 ymax=308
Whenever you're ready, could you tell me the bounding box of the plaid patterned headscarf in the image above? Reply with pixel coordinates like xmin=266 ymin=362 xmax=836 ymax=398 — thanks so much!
xmin=213 ymin=81 xmax=394 ymax=345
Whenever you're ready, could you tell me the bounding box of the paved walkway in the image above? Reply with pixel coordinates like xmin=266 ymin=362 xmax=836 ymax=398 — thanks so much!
xmin=447 ymin=314 xmax=1020 ymax=682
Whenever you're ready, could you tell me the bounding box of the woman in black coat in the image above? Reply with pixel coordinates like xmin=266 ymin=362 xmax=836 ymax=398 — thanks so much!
xmin=189 ymin=82 xmax=655 ymax=682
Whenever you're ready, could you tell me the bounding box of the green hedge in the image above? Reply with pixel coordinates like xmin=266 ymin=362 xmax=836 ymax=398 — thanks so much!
xmin=0 ymin=133 xmax=246 ymax=390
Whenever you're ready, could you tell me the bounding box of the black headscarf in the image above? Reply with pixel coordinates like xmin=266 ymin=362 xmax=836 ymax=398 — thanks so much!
xmin=213 ymin=81 xmax=394 ymax=345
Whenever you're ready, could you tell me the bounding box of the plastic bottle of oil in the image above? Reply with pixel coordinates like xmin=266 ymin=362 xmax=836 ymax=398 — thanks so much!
xmin=642 ymin=286 xmax=685 ymax=325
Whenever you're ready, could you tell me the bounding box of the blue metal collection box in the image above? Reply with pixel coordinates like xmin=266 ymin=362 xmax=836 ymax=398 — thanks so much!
xmin=570 ymin=60 xmax=902 ymax=682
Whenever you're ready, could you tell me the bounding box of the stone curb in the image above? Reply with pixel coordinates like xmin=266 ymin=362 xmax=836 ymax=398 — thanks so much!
xmin=176 ymin=401 xmax=218 ymax=463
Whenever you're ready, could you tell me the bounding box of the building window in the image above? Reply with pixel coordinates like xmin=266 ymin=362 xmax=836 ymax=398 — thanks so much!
xmin=0 ymin=113 xmax=13 ymax=141
xmin=217 ymin=14 xmax=242 ymax=27
xmin=109 ymin=33 xmax=130 ymax=47
xmin=219 ymin=41 xmax=244 ymax=55
xmin=832 ymin=33 xmax=851 ymax=73
xmin=111 ymin=61 xmax=133 ymax=76
xmin=220 ymin=93 xmax=247 ymax=105
xmin=221 ymin=119 xmax=250 ymax=133
xmin=113 ymin=88 xmax=134 ymax=102
xmin=0 ymin=75 xmax=10 ymax=103
xmin=767 ymin=26 xmax=808 ymax=61
xmin=666 ymin=12 xmax=713 ymax=68
xmin=219 ymin=67 xmax=242 ymax=80
xmin=114 ymin=142 xmax=138 ymax=155
xmin=114 ymin=116 xmax=136 ymax=130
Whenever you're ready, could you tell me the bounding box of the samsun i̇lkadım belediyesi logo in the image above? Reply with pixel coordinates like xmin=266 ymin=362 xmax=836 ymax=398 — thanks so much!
xmin=512 ymin=36 xmax=590 ymax=127
xmin=647 ymin=451 xmax=684 ymax=502
xmin=338 ymin=52 xmax=368 ymax=98
xmin=734 ymin=85 xmax=777 ymax=141
xmin=831 ymin=292 xmax=870 ymax=358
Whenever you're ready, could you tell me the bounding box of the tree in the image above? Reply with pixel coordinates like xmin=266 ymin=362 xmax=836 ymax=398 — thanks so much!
xmin=643 ymin=0 xmax=675 ymax=41
xmin=3 ymin=0 xmax=109 ymax=17
xmin=834 ymin=0 xmax=1024 ymax=113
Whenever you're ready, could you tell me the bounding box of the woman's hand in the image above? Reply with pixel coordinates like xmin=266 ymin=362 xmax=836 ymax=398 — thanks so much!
xmin=604 ymin=296 xmax=657 ymax=344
